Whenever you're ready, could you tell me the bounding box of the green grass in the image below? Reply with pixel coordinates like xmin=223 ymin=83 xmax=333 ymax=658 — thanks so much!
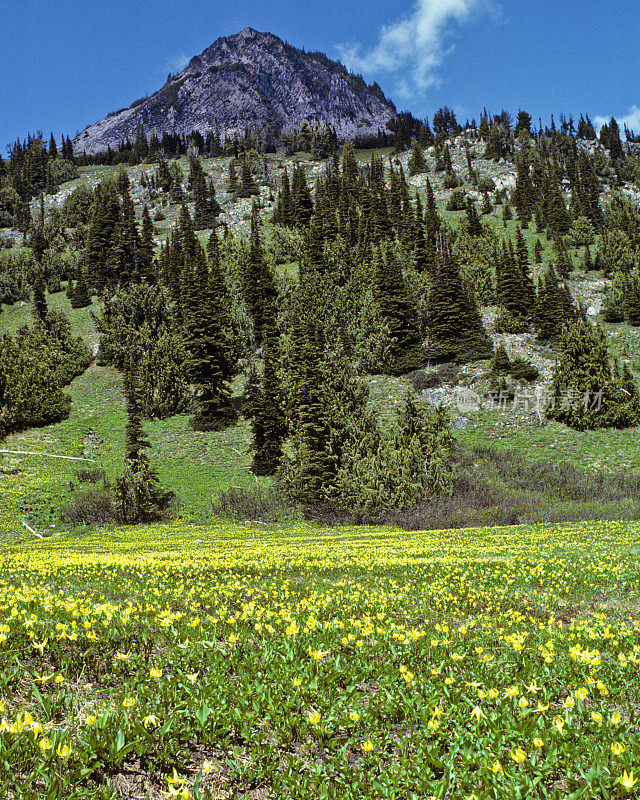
xmin=465 ymin=411 xmax=640 ymax=476
xmin=1 ymin=289 xmax=98 ymax=342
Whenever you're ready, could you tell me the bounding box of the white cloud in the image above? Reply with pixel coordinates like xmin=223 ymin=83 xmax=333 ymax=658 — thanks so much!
xmin=337 ymin=0 xmax=497 ymax=90
xmin=594 ymin=105 xmax=640 ymax=135
xmin=165 ymin=54 xmax=189 ymax=75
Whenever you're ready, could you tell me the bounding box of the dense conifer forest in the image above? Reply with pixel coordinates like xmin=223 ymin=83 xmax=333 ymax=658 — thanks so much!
xmin=2 ymin=109 xmax=640 ymax=530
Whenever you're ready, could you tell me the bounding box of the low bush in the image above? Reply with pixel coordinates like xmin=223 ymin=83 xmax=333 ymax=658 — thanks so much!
xmin=74 ymin=467 xmax=106 ymax=484
xmin=410 ymin=363 xmax=459 ymax=391
xmin=61 ymin=487 xmax=118 ymax=527
xmin=308 ymin=443 xmax=640 ymax=530
xmin=212 ymin=483 xmax=301 ymax=523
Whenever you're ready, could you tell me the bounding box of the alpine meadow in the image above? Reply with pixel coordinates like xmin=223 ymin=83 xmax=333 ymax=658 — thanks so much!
xmin=1 ymin=17 xmax=640 ymax=800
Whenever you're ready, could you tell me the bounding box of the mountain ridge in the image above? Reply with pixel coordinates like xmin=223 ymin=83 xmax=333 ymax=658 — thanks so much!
xmin=74 ymin=27 xmax=398 ymax=155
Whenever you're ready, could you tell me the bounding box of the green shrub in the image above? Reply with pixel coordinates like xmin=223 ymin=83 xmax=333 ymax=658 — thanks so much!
xmin=446 ymin=188 xmax=467 ymax=211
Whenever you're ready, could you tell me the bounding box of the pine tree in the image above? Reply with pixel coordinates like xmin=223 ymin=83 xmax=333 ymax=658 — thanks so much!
xmin=237 ymin=153 xmax=259 ymax=197
xmin=273 ymin=168 xmax=293 ymax=226
xmin=553 ymin=236 xmax=572 ymax=279
xmin=465 ymin=199 xmax=483 ymax=236
xmin=408 ymin=141 xmax=428 ymax=176
xmin=424 ymin=179 xmax=441 ymax=237
xmin=534 ymin=266 xmax=576 ymax=341
xmin=512 ymin=156 xmax=535 ymax=222
xmin=583 ymin=244 xmax=593 ymax=272
xmin=426 ymin=242 xmax=492 ymax=362
xmin=86 ymin=181 xmax=120 ymax=293
xmin=139 ymin=205 xmax=156 ymax=282
xmin=32 ymin=272 xmax=48 ymax=325
xmin=371 ymin=245 xmax=425 ymax=374
xmin=183 ymin=243 xmax=238 ymax=431
xmin=534 ymin=238 xmax=543 ymax=264
xmin=491 ymin=343 xmax=512 ymax=374
xmin=496 ymin=240 xmax=531 ymax=319
xmin=243 ymin=207 xmax=277 ymax=346
xmin=48 ymin=133 xmax=57 ymax=159
xmin=514 ymin=226 xmax=536 ymax=309
xmin=226 ymin=160 xmax=238 ymax=194
xmin=548 ymin=320 xmax=637 ymax=430
xmin=243 ymin=309 xmax=286 ymax=476
xmin=70 ymin=271 xmax=91 ymax=309
xmin=115 ymin=364 xmax=172 ymax=522
xmin=0 ymin=332 xmax=71 ymax=438
xmin=543 ymin=167 xmax=571 ymax=235
xmin=285 ymin=310 xmax=335 ymax=505
xmin=291 ymin=164 xmax=313 ymax=227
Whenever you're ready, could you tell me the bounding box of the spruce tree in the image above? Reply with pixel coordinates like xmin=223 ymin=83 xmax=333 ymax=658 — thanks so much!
xmin=548 ymin=320 xmax=638 ymax=430
xmin=70 ymin=271 xmax=91 ymax=309
xmin=226 ymin=160 xmax=238 ymax=194
xmin=291 ymin=164 xmax=313 ymax=227
xmin=371 ymin=245 xmax=425 ymax=374
xmin=465 ymin=199 xmax=483 ymax=237
xmin=243 ymin=308 xmax=286 ymax=476
xmin=491 ymin=343 xmax=512 ymax=374
xmin=285 ymin=309 xmax=335 ymax=505
xmin=244 ymin=207 xmax=277 ymax=346
xmin=408 ymin=141 xmax=427 ymax=176
xmin=534 ymin=266 xmax=576 ymax=341
xmin=115 ymin=364 xmax=172 ymax=522
xmin=426 ymin=242 xmax=492 ymax=362
xmin=139 ymin=205 xmax=156 ymax=282
xmin=32 ymin=272 xmax=48 ymax=325
xmin=183 ymin=242 xmax=237 ymax=431
xmin=512 ymin=156 xmax=535 ymax=223
xmin=237 ymin=153 xmax=259 ymax=197
xmin=534 ymin=238 xmax=543 ymax=264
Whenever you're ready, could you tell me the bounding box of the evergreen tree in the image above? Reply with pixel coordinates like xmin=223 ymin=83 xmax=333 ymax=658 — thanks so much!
xmin=0 ymin=332 xmax=71 ymax=438
xmin=465 ymin=199 xmax=483 ymax=237
xmin=408 ymin=141 xmax=428 ymax=176
xmin=115 ymin=364 xmax=173 ymax=522
xmin=371 ymin=245 xmax=425 ymax=374
xmin=237 ymin=153 xmax=259 ymax=197
xmin=548 ymin=320 xmax=638 ymax=430
xmin=183 ymin=243 xmax=238 ymax=431
xmin=426 ymin=242 xmax=492 ymax=362
xmin=284 ymin=309 xmax=335 ymax=505
xmin=291 ymin=164 xmax=313 ymax=227
xmin=244 ymin=207 xmax=277 ymax=346
xmin=32 ymin=272 xmax=48 ymax=325
xmin=491 ymin=343 xmax=512 ymax=374
xmin=424 ymin=179 xmax=441 ymax=238
xmin=542 ymin=167 xmax=571 ymax=235
xmin=534 ymin=238 xmax=543 ymax=264
xmin=553 ymin=236 xmax=572 ymax=279
xmin=512 ymin=156 xmax=535 ymax=222
xmin=70 ymin=271 xmax=91 ymax=309
xmin=243 ymin=309 xmax=286 ymax=476
xmin=226 ymin=160 xmax=238 ymax=194
xmin=139 ymin=205 xmax=156 ymax=282
xmin=534 ymin=266 xmax=576 ymax=341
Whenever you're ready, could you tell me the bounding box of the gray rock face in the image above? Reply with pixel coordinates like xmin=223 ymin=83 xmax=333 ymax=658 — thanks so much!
xmin=74 ymin=28 xmax=397 ymax=155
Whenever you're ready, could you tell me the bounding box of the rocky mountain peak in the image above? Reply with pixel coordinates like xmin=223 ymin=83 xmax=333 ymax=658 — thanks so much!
xmin=74 ymin=29 xmax=397 ymax=155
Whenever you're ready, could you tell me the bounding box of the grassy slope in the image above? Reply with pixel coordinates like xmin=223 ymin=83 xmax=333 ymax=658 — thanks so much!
xmin=2 ymin=151 xmax=640 ymax=539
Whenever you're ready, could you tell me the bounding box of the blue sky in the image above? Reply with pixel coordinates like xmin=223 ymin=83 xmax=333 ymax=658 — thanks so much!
xmin=1 ymin=0 xmax=639 ymax=152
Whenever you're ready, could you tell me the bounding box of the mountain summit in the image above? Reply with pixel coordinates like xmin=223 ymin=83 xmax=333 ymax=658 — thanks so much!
xmin=74 ymin=28 xmax=397 ymax=154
